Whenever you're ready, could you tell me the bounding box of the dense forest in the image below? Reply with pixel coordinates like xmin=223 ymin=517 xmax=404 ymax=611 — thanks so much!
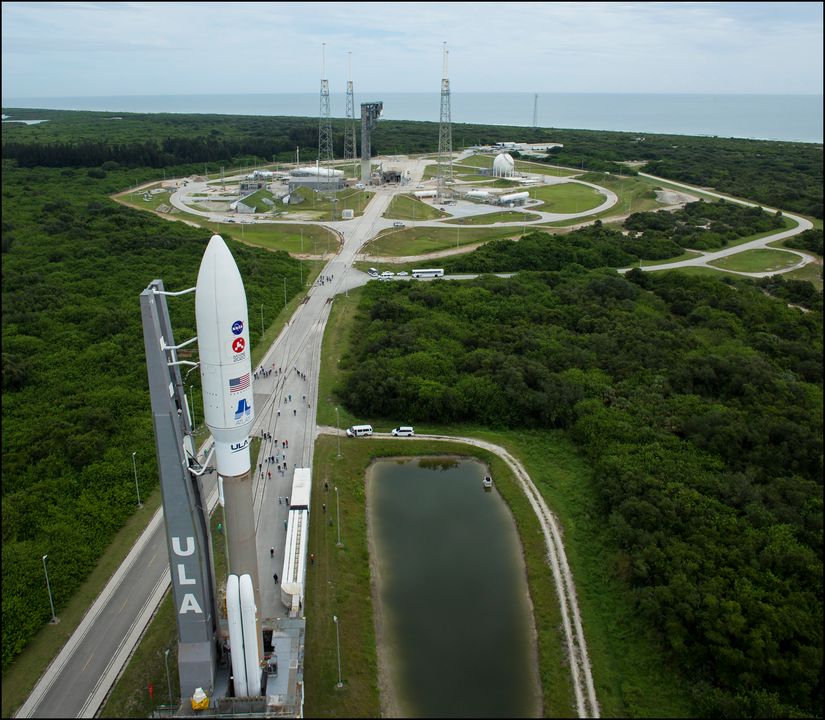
xmin=336 ymin=269 xmax=823 ymax=717
xmin=3 ymin=107 xmax=822 ymax=217
xmin=1 ymin=162 xmax=304 ymax=669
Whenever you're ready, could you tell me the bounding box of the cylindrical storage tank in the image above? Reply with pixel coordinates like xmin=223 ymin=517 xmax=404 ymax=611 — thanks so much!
xmin=493 ymin=153 xmax=515 ymax=177
xmin=225 ymin=575 xmax=248 ymax=698
xmin=414 ymin=190 xmax=437 ymax=198
xmin=466 ymin=189 xmax=490 ymax=199
xmin=500 ymin=191 xmax=530 ymax=204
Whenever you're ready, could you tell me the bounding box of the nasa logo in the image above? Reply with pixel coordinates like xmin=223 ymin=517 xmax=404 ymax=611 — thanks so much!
xmin=231 ymin=320 xmax=244 ymax=336
xmin=231 ymin=337 xmax=245 ymax=354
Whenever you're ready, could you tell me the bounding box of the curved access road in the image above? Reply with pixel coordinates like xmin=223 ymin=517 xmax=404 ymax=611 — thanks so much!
xmin=317 ymin=427 xmax=600 ymax=719
xmin=619 ymin=173 xmax=817 ymax=276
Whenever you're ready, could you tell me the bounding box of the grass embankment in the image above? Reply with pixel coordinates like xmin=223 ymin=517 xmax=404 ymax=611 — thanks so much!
xmin=362 ymin=225 xmax=523 ymax=257
xmin=708 ymin=248 xmax=802 ymax=273
xmin=442 ymin=210 xmax=543 ymax=225
xmin=0 ymin=491 xmax=164 ymax=718
xmin=305 ymin=285 xmax=696 ymax=717
xmin=290 ymin=187 xmax=373 ymax=220
xmin=381 ymin=194 xmax=447 ymax=221
xmin=526 ymin=182 xmax=606 ymax=213
xmin=304 ymin=434 xmax=577 ymax=717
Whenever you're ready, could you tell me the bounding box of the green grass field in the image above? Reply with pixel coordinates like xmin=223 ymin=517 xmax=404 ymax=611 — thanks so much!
xmin=526 ymin=183 xmax=606 ymax=213
xmin=382 ymin=194 xmax=447 ymax=221
xmin=442 ymin=210 xmax=544 ymax=225
xmin=362 ymin=225 xmax=523 ymax=257
xmin=708 ymin=248 xmax=802 ymax=273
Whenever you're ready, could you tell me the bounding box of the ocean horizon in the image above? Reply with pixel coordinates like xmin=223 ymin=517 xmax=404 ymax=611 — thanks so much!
xmin=2 ymin=92 xmax=822 ymax=144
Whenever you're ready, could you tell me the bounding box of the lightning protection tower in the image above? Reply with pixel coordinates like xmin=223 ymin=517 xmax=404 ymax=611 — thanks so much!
xmin=437 ymin=42 xmax=453 ymax=202
xmin=344 ymin=52 xmax=357 ymax=173
xmin=318 ymin=43 xmax=335 ymax=197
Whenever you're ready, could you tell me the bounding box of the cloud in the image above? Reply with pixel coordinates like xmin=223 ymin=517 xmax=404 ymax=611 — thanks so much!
xmin=2 ymin=1 xmax=822 ymax=97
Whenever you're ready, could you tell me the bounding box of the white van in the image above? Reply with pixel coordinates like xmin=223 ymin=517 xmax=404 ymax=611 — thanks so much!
xmin=346 ymin=424 xmax=373 ymax=437
xmin=392 ymin=426 xmax=415 ymax=437
xmin=367 ymin=267 xmax=379 ymax=277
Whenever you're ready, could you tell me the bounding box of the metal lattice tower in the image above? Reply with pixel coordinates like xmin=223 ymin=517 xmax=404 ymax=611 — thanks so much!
xmin=344 ymin=52 xmax=357 ymax=171
xmin=437 ymin=42 xmax=453 ymax=201
xmin=318 ymin=43 xmax=335 ymax=196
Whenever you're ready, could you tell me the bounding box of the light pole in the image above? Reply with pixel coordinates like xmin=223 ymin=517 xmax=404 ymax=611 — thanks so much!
xmin=42 ymin=555 xmax=57 ymax=623
xmin=132 ymin=451 xmax=142 ymax=508
xmin=283 ymin=277 xmax=287 ymax=311
xmin=335 ymin=486 xmax=342 ymax=547
xmin=335 ymin=407 xmax=341 ymax=459
xmin=260 ymin=303 xmax=264 ymax=337
xmin=164 ymin=649 xmax=173 ymax=705
xmin=333 ymin=615 xmax=343 ymax=688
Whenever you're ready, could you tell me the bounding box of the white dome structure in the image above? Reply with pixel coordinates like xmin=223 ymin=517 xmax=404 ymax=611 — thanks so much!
xmin=493 ymin=153 xmax=515 ymax=177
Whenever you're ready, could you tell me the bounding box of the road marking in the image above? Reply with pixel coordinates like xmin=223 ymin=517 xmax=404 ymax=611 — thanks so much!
xmin=119 ymin=598 xmax=128 ymax=614
xmin=81 ymin=653 xmax=94 ymax=674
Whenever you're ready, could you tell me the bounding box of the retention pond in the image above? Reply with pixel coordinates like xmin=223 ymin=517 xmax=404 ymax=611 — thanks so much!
xmin=366 ymin=456 xmax=541 ymax=718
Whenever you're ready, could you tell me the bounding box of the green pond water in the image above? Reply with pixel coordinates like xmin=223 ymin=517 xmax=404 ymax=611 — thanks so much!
xmin=367 ymin=457 xmax=541 ymax=718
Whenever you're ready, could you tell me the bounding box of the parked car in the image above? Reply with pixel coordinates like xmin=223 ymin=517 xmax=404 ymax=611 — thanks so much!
xmin=346 ymin=424 xmax=373 ymax=437
xmin=396 ymin=271 xmax=409 ymax=277
xmin=392 ymin=426 xmax=415 ymax=437
xmin=381 ymin=271 xmax=395 ymax=277
xmin=393 ymin=221 xmax=406 ymax=228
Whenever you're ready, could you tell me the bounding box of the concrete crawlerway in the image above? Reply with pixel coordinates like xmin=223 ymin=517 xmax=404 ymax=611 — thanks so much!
xmin=318 ymin=428 xmax=601 ymax=718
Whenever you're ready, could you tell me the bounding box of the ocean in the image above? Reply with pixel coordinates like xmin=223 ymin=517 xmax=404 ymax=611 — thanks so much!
xmin=2 ymin=92 xmax=822 ymax=144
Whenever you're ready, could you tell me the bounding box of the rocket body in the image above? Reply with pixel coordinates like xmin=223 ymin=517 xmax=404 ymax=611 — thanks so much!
xmin=196 ymin=235 xmax=262 ymax=650
xmin=195 ymin=234 xmax=254 ymax=477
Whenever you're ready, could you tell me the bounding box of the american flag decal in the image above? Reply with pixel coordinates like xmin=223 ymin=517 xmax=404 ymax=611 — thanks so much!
xmin=229 ymin=373 xmax=250 ymax=392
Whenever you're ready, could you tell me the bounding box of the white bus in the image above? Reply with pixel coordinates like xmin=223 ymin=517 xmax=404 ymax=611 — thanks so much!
xmin=412 ymin=268 xmax=445 ymax=278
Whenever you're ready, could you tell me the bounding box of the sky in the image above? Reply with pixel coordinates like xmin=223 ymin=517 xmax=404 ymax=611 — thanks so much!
xmin=2 ymin=1 xmax=823 ymax=98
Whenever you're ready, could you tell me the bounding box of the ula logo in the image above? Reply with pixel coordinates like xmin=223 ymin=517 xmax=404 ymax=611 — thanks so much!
xmin=231 ymin=320 xmax=243 ymax=335
xmin=231 ymin=439 xmax=249 ymax=453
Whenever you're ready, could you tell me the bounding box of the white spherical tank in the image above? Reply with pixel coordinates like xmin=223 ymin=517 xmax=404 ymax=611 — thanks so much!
xmin=493 ymin=152 xmax=515 ymax=177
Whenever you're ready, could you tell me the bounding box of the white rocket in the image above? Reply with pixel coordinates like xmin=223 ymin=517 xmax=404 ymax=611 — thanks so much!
xmin=195 ymin=234 xmax=255 ymax=476
xmin=195 ymin=235 xmax=262 ymax=695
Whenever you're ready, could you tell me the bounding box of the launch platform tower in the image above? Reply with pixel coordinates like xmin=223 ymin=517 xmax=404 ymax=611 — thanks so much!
xmin=436 ymin=42 xmax=453 ymax=202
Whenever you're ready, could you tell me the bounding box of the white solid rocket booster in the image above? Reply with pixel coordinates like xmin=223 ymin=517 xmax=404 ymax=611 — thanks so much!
xmin=225 ymin=574 xmax=248 ymax=697
xmin=195 ymin=234 xmax=254 ymax=476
